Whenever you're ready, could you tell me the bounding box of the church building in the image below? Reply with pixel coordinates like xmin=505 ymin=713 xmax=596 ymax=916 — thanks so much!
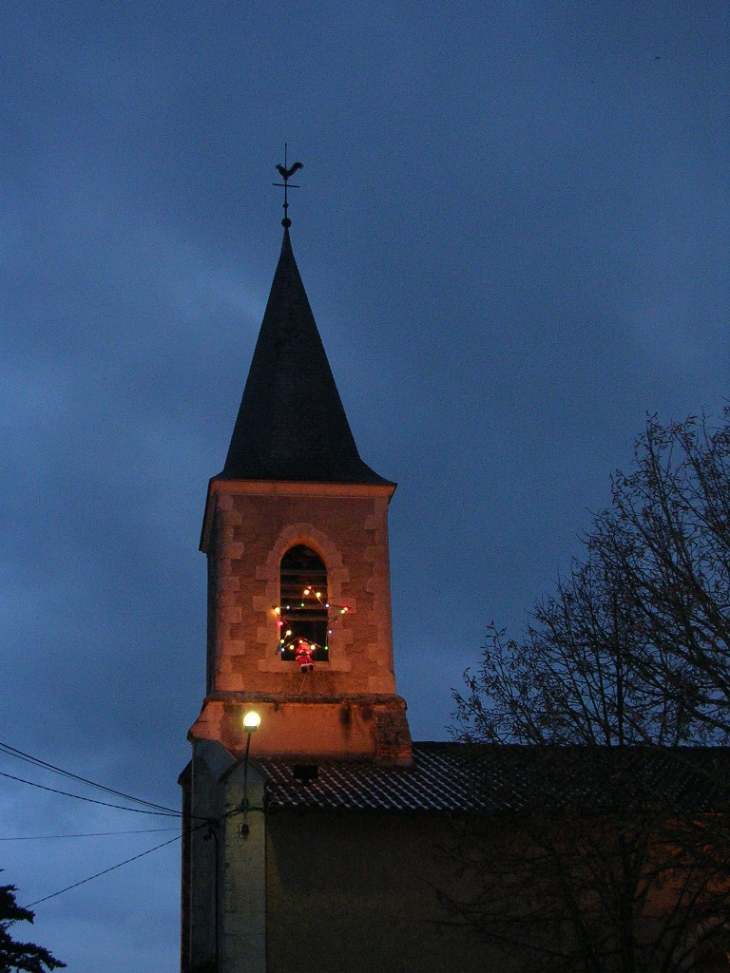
xmin=179 ymin=193 xmax=730 ymax=973
xmin=178 ymin=198 xmax=496 ymax=971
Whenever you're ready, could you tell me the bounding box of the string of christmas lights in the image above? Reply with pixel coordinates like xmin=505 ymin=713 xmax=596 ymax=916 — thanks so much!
xmin=273 ymin=584 xmax=350 ymax=659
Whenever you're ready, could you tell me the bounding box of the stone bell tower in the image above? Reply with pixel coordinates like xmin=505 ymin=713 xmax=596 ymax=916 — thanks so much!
xmin=180 ymin=194 xmax=413 ymax=973
xmin=187 ymin=222 xmax=412 ymax=765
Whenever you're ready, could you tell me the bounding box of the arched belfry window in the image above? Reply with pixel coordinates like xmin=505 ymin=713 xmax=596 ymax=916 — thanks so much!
xmin=278 ymin=545 xmax=330 ymax=662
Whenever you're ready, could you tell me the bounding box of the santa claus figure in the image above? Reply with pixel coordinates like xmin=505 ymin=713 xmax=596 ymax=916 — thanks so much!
xmin=295 ymin=639 xmax=315 ymax=673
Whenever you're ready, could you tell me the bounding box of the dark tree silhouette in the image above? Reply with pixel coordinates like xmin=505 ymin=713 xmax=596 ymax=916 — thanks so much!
xmin=0 ymin=882 xmax=65 ymax=973
xmin=591 ymin=411 xmax=730 ymax=742
xmin=457 ymin=411 xmax=730 ymax=750
xmin=451 ymin=411 xmax=730 ymax=972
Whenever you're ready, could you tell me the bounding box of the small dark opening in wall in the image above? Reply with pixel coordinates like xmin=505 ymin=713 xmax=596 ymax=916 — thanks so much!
xmin=279 ymin=545 xmax=329 ymax=662
xmin=292 ymin=764 xmax=319 ymax=784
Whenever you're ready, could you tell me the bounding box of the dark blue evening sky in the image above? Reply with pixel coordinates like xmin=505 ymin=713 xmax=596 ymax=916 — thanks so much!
xmin=1 ymin=3 xmax=727 ymax=969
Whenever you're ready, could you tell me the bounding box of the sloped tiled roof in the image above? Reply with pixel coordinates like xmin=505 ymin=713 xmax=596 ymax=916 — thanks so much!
xmin=220 ymin=227 xmax=389 ymax=485
xmin=257 ymin=742 xmax=730 ymax=814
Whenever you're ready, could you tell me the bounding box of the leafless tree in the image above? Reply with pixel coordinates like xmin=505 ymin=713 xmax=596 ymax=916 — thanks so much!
xmin=592 ymin=411 xmax=730 ymax=742
xmin=450 ymin=411 xmax=730 ymax=972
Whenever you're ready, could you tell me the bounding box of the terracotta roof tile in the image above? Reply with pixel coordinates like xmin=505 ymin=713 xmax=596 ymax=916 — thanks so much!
xmin=256 ymin=742 xmax=730 ymax=814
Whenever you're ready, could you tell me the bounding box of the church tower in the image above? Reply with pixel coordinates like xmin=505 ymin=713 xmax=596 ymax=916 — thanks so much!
xmin=180 ymin=196 xmax=414 ymax=972
xmin=188 ymin=220 xmax=412 ymax=765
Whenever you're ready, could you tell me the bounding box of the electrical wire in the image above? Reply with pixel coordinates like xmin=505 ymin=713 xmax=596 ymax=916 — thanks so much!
xmin=0 ymin=828 xmax=180 ymax=841
xmin=0 ymin=742 xmax=218 ymax=913
xmin=0 ymin=769 xmax=179 ymax=816
xmin=0 ymin=739 xmax=179 ymax=815
xmin=23 ymin=832 xmax=186 ymax=908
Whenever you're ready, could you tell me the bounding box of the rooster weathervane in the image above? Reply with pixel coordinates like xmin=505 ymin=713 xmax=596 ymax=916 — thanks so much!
xmin=273 ymin=143 xmax=303 ymax=227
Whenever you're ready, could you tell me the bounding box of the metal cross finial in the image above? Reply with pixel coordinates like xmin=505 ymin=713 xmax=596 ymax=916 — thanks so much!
xmin=273 ymin=143 xmax=303 ymax=228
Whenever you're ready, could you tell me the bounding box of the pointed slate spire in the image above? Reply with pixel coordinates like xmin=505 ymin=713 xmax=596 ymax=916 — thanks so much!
xmin=220 ymin=228 xmax=388 ymax=484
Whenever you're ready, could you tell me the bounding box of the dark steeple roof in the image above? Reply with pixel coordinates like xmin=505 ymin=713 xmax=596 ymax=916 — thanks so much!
xmin=220 ymin=228 xmax=389 ymax=484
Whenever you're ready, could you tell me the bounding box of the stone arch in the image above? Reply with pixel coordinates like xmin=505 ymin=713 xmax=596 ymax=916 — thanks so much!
xmin=256 ymin=523 xmax=353 ymax=673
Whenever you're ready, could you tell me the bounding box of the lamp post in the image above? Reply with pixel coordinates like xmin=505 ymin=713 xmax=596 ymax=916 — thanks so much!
xmin=243 ymin=709 xmax=261 ymax=743
xmin=240 ymin=710 xmax=261 ymax=838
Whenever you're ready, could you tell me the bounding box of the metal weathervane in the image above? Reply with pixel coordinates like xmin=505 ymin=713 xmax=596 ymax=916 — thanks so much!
xmin=273 ymin=143 xmax=303 ymax=227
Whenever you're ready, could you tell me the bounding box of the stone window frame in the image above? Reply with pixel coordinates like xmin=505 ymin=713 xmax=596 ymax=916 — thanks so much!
xmin=256 ymin=523 xmax=354 ymax=673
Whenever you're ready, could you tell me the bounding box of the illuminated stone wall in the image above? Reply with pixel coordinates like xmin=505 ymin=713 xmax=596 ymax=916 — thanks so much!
xmin=190 ymin=477 xmax=411 ymax=763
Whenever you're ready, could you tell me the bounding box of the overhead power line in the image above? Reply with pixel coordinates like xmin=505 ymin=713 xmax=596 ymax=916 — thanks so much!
xmin=0 ymin=827 xmax=180 ymax=841
xmin=23 ymin=832 xmax=186 ymax=908
xmin=0 ymin=739 xmax=180 ymax=816
xmin=0 ymin=769 xmax=180 ymax=817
